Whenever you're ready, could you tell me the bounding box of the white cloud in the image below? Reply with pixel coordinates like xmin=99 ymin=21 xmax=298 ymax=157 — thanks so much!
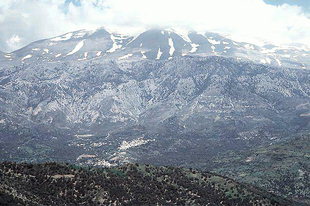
xmin=6 ymin=34 xmax=21 ymax=49
xmin=0 ymin=0 xmax=309 ymax=52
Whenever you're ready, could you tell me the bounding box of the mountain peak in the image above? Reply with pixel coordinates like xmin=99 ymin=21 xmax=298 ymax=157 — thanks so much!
xmin=0 ymin=27 xmax=308 ymax=69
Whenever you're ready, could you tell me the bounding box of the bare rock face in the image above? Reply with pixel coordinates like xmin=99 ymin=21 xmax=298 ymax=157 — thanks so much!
xmin=0 ymin=54 xmax=309 ymax=167
xmin=0 ymin=27 xmax=309 ymax=166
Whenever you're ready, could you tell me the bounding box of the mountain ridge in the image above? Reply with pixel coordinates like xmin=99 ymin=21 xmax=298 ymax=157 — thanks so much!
xmin=1 ymin=27 xmax=309 ymax=69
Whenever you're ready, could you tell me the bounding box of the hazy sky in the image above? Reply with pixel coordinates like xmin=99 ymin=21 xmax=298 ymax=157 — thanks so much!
xmin=0 ymin=0 xmax=309 ymax=52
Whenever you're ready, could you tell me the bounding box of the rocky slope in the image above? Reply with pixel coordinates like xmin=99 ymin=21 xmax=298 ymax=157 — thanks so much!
xmin=0 ymin=162 xmax=294 ymax=205
xmin=0 ymin=56 xmax=309 ymax=167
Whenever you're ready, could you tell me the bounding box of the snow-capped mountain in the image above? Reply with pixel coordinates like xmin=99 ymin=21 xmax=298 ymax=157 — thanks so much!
xmin=5 ymin=28 xmax=130 ymax=62
xmin=1 ymin=28 xmax=309 ymax=69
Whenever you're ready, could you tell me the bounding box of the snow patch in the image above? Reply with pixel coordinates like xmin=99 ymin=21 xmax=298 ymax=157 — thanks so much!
xmin=174 ymin=29 xmax=191 ymax=42
xmin=141 ymin=51 xmax=147 ymax=59
xmin=107 ymin=34 xmax=123 ymax=53
xmin=156 ymin=48 xmax=163 ymax=60
xmin=22 ymin=54 xmax=32 ymax=61
xmin=190 ymin=44 xmax=199 ymax=53
xmin=118 ymin=53 xmax=133 ymax=60
xmin=51 ymin=33 xmax=73 ymax=41
xmin=67 ymin=40 xmax=85 ymax=56
xmin=168 ymin=38 xmax=175 ymax=56
xmin=208 ymin=39 xmax=220 ymax=45
xmin=276 ymin=59 xmax=282 ymax=66
xmin=32 ymin=48 xmax=40 ymax=51
xmin=43 ymin=49 xmax=49 ymax=53
xmin=96 ymin=51 xmax=102 ymax=56
xmin=211 ymin=45 xmax=216 ymax=53
xmin=78 ymin=52 xmax=88 ymax=61
xmin=0 ymin=119 xmax=5 ymax=124
xmin=55 ymin=53 xmax=61 ymax=58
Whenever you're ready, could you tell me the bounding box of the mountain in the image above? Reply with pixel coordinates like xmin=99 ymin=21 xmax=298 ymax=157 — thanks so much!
xmin=0 ymin=162 xmax=294 ymax=205
xmin=0 ymin=56 xmax=309 ymax=167
xmin=0 ymin=27 xmax=309 ymax=204
xmin=1 ymin=28 xmax=309 ymax=69
xmin=5 ymin=28 xmax=132 ymax=63
xmin=210 ymin=134 xmax=310 ymax=204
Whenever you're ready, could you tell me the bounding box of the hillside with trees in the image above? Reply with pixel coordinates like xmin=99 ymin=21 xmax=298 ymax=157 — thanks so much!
xmin=0 ymin=162 xmax=296 ymax=205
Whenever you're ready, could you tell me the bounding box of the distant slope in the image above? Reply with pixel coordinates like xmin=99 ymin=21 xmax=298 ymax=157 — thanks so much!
xmin=210 ymin=134 xmax=310 ymax=204
xmin=0 ymin=162 xmax=293 ymax=205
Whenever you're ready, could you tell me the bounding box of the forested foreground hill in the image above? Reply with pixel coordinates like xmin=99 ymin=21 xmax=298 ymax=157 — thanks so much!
xmin=210 ymin=135 xmax=310 ymax=205
xmin=0 ymin=162 xmax=295 ymax=206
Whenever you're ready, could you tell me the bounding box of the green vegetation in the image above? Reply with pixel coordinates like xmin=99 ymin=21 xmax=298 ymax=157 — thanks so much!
xmin=210 ymin=135 xmax=310 ymax=205
xmin=0 ymin=162 xmax=293 ymax=205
